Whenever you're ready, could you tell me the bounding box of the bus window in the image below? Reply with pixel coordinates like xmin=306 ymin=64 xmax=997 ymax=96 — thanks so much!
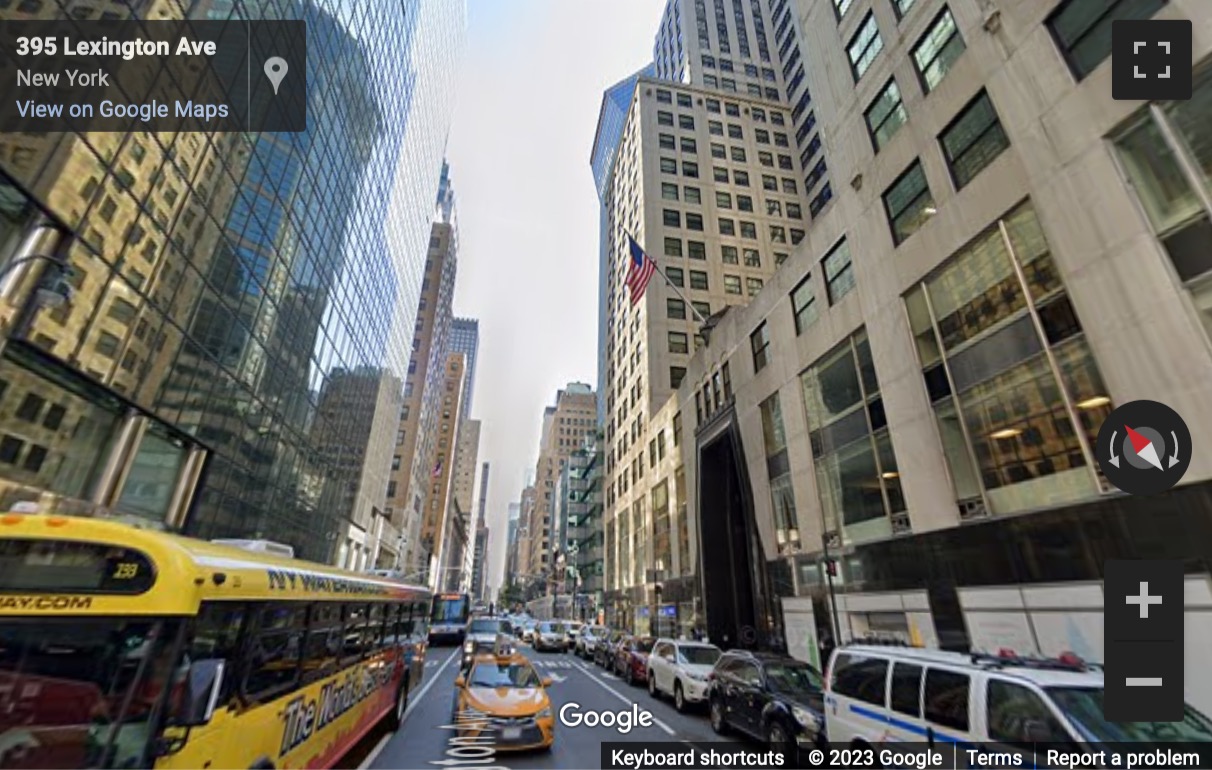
xmin=243 ymin=604 xmax=304 ymax=703
xmin=189 ymin=602 xmax=247 ymax=706
xmin=414 ymin=600 xmax=430 ymax=639
xmin=302 ymin=604 xmax=342 ymax=683
xmin=382 ymin=604 xmax=400 ymax=645
xmin=342 ymin=604 xmax=369 ymax=661
xmin=364 ymin=604 xmax=386 ymax=652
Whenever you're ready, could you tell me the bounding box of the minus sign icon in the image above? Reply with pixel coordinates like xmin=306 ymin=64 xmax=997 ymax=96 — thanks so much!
xmin=1126 ymin=677 xmax=1164 ymax=687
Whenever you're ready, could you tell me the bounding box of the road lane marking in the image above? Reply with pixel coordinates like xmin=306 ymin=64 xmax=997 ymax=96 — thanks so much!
xmin=359 ymin=648 xmax=459 ymax=770
xmin=571 ymin=661 xmax=675 ymax=736
xmin=357 ymin=734 xmax=390 ymax=770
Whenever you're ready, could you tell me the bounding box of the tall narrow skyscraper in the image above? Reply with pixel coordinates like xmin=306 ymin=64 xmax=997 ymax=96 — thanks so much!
xmin=472 ymin=461 xmax=491 ymax=601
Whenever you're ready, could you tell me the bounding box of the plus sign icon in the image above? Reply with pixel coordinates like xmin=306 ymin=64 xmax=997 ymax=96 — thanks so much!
xmin=1112 ymin=19 xmax=1192 ymax=101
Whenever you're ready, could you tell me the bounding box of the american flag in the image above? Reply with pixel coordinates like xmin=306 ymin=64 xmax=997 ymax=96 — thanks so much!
xmin=625 ymin=235 xmax=657 ymax=304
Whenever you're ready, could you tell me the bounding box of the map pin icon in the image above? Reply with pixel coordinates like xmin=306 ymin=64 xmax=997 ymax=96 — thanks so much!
xmin=264 ymin=57 xmax=288 ymax=95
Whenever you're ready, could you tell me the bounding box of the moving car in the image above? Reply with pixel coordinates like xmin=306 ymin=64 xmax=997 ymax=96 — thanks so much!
xmin=708 ymin=650 xmax=827 ymax=762
xmin=824 ymin=646 xmax=1212 ymax=750
xmin=576 ymin=625 xmax=609 ymax=659
xmin=614 ymin=635 xmax=655 ymax=686
xmin=520 ymin=620 xmax=538 ymax=644
xmin=461 ymin=616 xmax=513 ymax=668
xmin=533 ymin=620 xmax=567 ymax=652
xmin=648 ymin=638 xmax=721 ymax=712
xmin=564 ymin=621 xmax=584 ymax=650
xmin=454 ymin=651 xmax=555 ymax=751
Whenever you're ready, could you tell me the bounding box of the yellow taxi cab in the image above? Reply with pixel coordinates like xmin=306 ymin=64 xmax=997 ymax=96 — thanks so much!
xmin=453 ymin=649 xmax=555 ymax=751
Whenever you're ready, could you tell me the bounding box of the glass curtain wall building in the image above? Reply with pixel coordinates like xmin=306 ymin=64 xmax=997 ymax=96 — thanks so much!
xmin=0 ymin=0 xmax=466 ymax=564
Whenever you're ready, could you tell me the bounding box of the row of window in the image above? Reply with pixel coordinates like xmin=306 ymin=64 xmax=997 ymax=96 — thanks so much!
xmin=202 ymin=599 xmax=431 ymax=706
xmin=845 ymin=0 xmax=1163 ymax=94
xmin=883 ymin=89 xmax=1010 ymax=244
xmin=705 ymin=99 xmax=787 ymax=126
xmin=751 ymin=238 xmax=856 ymax=374
xmin=658 ymin=135 xmax=797 ymax=168
xmin=662 ymin=183 xmax=803 ymax=217
xmin=848 ymin=6 xmax=965 ymax=90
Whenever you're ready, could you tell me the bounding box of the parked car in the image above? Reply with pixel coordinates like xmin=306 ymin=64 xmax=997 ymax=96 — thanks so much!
xmin=563 ymin=621 xmax=584 ymax=651
xmin=595 ymin=630 xmax=627 ymax=668
xmin=825 ymin=645 xmax=1212 ymax=752
xmin=708 ymin=650 xmax=826 ymax=761
xmin=614 ymin=636 xmax=655 ymax=686
xmin=533 ymin=621 xmax=567 ymax=652
xmin=647 ymin=638 xmax=721 ymax=712
xmin=577 ymin=625 xmax=609 ymax=659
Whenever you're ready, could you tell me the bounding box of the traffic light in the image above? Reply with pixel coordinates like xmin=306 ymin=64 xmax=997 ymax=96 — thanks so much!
xmin=825 ymin=559 xmax=837 ymax=577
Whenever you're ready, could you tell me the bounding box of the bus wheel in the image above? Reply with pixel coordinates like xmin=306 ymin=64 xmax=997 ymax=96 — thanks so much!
xmin=386 ymin=675 xmax=409 ymax=731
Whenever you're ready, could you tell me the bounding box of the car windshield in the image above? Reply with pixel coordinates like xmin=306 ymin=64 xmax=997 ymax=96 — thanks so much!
xmin=539 ymin=622 xmax=564 ymax=633
xmin=0 ymin=619 xmax=182 ymax=769
xmin=469 ymin=662 xmax=541 ymax=689
xmin=588 ymin=626 xmax=607 ymax=637
xmin=764 ymin=663 xmax=823 ymax=695
xmin=468 ymin=619 xmax=507 ymax=635
xmin=677 ymin=645 xmax=721 ymax=665
xmin=1047 ymin=687 xmax=1212 ymax=742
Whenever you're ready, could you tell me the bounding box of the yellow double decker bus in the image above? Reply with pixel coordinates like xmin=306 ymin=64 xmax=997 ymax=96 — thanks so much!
xmin=0 ymin=513 xmax=431 ymax=769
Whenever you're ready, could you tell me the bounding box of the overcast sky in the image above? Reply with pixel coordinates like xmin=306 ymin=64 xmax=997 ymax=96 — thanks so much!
xmin=445 ymin=0 xmax=661 ymax=597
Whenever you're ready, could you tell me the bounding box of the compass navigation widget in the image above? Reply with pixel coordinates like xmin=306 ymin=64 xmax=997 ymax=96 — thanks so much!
xmin=1096 ymin=400 xmax=1192 ymax=495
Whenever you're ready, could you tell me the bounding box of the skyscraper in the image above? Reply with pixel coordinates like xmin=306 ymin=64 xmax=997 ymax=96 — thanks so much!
xmin=421 ymin=353 xmax=467 ymax=587
xmin=593 ymin=65 xmax=655 ymax=426
xmin=0 ymin=0 xmax=467 ymax=563
xmin=386 ymin=162 xmax=459 ymax=572
xmin=524 ymin=384 xmax=596 ymax=587
xmin=449 ymin=318 xmax=479 ymax=418
xmin=472 ymin=461 xmax=491 ymax=601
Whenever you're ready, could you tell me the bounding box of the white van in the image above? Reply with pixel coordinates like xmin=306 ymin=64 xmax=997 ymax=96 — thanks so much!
xmin=824 ymin=646 xmax=1212 ymax=751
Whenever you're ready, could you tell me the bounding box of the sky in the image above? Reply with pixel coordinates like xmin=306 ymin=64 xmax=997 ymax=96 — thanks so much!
xmin=446 ymin=0 xmax=661 ymax=597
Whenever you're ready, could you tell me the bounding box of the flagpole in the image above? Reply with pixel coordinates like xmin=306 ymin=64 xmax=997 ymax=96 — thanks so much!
xmin=623 ymin=229 xmax=710 ymax=325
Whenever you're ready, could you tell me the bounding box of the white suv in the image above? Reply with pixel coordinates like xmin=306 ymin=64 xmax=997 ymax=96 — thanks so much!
xmin=647 ymin=638 xmax=721 ymax=712
xmin=825 ymin=645 xmax=1212 ymax=750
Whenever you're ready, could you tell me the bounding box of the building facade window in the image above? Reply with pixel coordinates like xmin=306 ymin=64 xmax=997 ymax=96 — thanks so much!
xmin=664 ymin=237 xmax=683 ymax=256
xmin=1047 ymin=0 xmax=1165 ymax=81
xmin=751 ymin=321 xmax=771 ymax=372
xmin=668 ymin=298 xmax=687 ymax=319
xmin=823 ymin=238 xmax=856 ymax=304
xmin=689 ymin=270 xmax=709 ymax=290
xmin=912 ymin=8 xmax=966 ymax=93
xmin=848 ymin=12 xmax=883 ymax=81
xmin=884 ymin=160 xmax=935 ymax=244
xmin=792 ymin=275 xmax=818 ymax=334
xmin=760 ymin=393 xmax=801 ymax=554
xmin=1113 ymin=69 xmax=1212 ymax=341
xmin=801 ymin=328 xmax=905 ymax=545
xmin=893 ymin=0 xmax=917 ymax=18
xmin=940 ymin=90 xmax=1010 ymax=189
xmin=725 ymin=274 xmax=743 ymax=294
xmin=903 ymin=200 xmax=1111 ymax=518
xmin=866 ymin=79 xmax=908 ymax=152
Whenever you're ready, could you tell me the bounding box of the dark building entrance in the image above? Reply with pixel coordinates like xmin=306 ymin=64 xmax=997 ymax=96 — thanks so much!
xmin=696 ymin=413 xmax=773 ymax=650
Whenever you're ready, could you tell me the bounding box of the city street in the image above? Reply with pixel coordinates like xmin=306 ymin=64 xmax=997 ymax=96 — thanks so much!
xmin=363 ymin=645 xmax=741 ymax=769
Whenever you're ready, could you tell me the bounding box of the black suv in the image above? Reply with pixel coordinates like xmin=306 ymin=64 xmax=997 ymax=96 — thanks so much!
xmin=707 ymin=651 xmax=827 ymax=761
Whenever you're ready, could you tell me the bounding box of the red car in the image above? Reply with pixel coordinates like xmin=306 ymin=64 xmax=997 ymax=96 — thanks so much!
xmin=613 ymin=636 xmax=655 ymax=686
